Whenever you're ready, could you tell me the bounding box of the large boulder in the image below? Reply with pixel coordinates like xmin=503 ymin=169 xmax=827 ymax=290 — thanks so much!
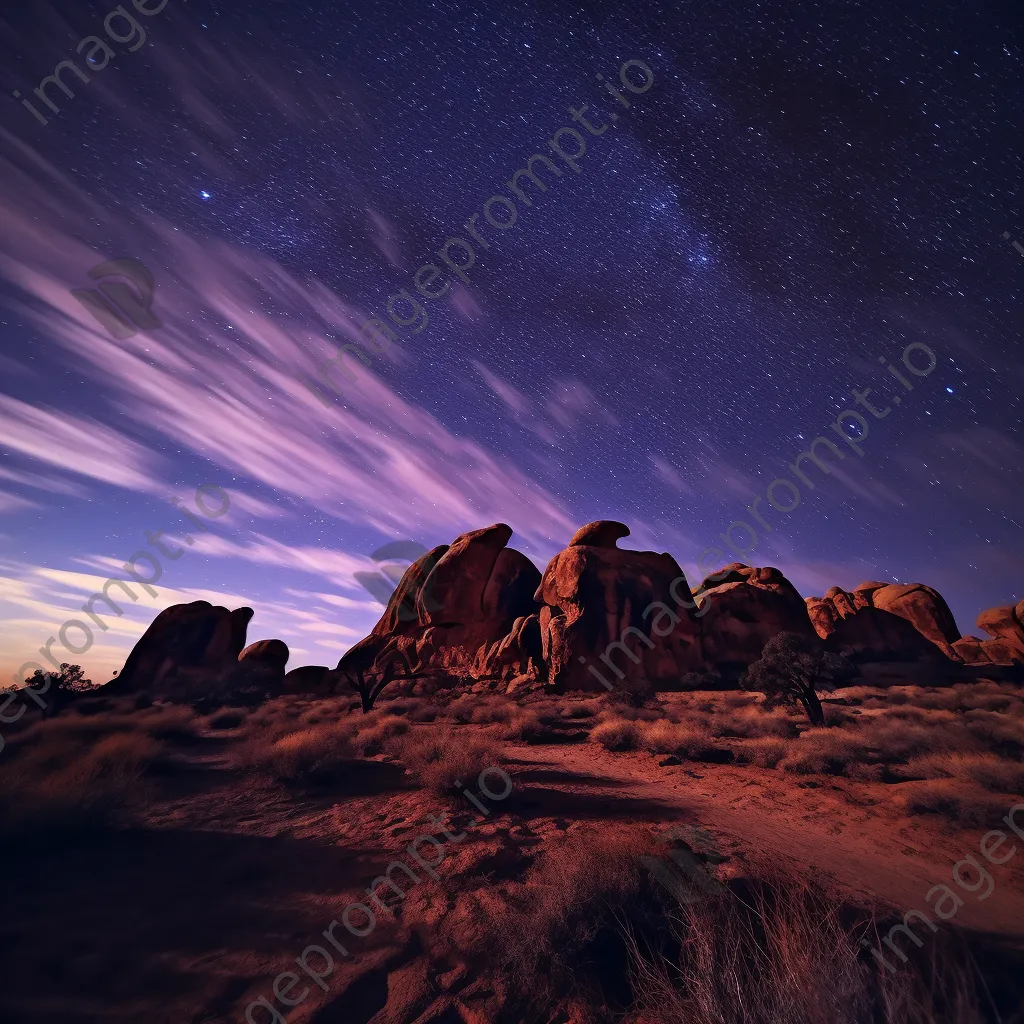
xmin=806 ymin=581 xmax=961 ymax=662
xmin=334 ymin=524 xmax=545 ymax=693
xmin=239 ymin=639 xmax=290 ymax=673
xmin=696 ymin=564 xmax=817 ymax=676
xmin=108 ymin=601 xmax=253 ymax=695
xmin=955 ymin=599 xmax=1024 ymax=666
xmin=534 ymin=521 xmax=703 ymax=692
xmin=235 ymin=639 xmax=290 ymax=693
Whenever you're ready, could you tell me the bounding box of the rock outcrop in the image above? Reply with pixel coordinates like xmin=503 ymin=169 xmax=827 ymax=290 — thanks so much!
xmin=327 ymin=524 xmax=545 ymax=695
xmin=534 ymin=521 xmax=703 ymax=692
xmin=954 ymin=599 xmax=1024 ymax=666
xmin=806 ymin=582 xmax=962 ymax=662
xmin=235 ymin=639 xmax=290 ymax=691
xmin=108 ymin=601 xmax=254 ymax=696
xmin=695 ymin=564 xmax=818 ymax=676
xmin=130 ymin=525 xmax=1015 ymax=706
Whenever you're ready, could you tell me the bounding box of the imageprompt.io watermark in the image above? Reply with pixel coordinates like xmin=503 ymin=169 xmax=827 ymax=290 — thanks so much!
xmin=354 ymin=540 xmax=443 ymax=620
xmin=72 ymin=258 xmax=162 ymax=339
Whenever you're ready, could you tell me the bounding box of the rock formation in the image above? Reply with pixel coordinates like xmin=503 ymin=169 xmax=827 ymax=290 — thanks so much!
xmin=806 ymin=583 xmax=962 ymax=662
xmin=108 ymin=600 xmax=254 ymax=696
xmin=535 ymin=521 xmax=703 ymax=692
xmin=112 ymin=522 xmax=1021 ymax=704
xmin=954 ymin=599 xmax=1024 ymax=666
xmin=695 ymin=564 xmax=818 ymax=677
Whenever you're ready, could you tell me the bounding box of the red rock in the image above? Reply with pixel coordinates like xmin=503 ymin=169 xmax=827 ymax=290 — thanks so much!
xmin=806 ymin=581 xmax=962 ymax=661
xmin=108 ymin=600 xmax=253 ymax=694
xmin=238 ymin=639 xmax=290 ymax=672
xmin=535 ymin=521 xmax=702 ymax=691
xmin=697 ymin=564 xmax=817 ymax=674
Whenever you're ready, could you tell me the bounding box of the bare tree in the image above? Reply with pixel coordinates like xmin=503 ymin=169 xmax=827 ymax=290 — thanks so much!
xmin=337 ymin=636 xmax=416 ymax=713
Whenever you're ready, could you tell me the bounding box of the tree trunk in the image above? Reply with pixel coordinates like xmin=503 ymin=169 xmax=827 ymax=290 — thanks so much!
xmin=800 ymin=686 xmax=825 ymax=727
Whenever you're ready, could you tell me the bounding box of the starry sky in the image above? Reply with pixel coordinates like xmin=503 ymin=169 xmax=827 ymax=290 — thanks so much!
xmin=0 ymin=0 xmax=1021 ymax=683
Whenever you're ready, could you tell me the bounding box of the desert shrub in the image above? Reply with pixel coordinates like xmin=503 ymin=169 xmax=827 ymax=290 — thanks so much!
xmin=628 ymin=865 xmax=987 ymax=1024
xmin=497 ymin=708 xmax=548 ymax=742
xmin=469 ymin=698 xmax=516 ymax=726
xmin=483 ymin=825 xmax=663 ymax=1009
xmin=639 ymin=721 xmax=721 ymax=760
xmin=352 ymin=713 xmax=409 ymax=755
xmin=963 ymin=710 xmax=1024 ymax=758
xmin=733 ymin=737 xmax=788 ymax=769
xmin=591 ymin=718 xmax=642 ymax=751
xmin=234 ymin=722 xmax=353 ymax=784
xmin=779 ymin=728 xmax=867 ymax=776
xmin=0 ymin=727 xmax=165 ymax=840
xmin=714 ymin=705 xmax=794 ymax=739
xmin=904 ymin=752 xmax=1024 ymax=795
xmin=901 ymin=780 xmax=1008 ymax=828
xmin=392 ymin=727 xmax=503 ymax=797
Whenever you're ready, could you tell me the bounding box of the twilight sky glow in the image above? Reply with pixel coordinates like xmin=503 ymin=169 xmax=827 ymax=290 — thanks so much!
xmin=0 ymin=0 xmax=1021 ymax=684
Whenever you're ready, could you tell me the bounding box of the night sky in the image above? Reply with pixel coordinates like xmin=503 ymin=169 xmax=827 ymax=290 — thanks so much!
xmin=0 ymin=0 xmax=1021 ymax=683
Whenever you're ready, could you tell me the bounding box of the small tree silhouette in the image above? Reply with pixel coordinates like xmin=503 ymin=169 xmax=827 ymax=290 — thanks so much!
xmin=337 ymin=638 xmax=416 ymax=714
xmin=26 ymin=663 xmax=94 ymax=718
xmin=743 ymin=632 xmax=851 ymax=727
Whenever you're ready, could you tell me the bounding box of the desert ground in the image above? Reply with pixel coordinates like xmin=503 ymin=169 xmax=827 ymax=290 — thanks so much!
xmin=2 ymin=676 xmax=1023 ymax=1024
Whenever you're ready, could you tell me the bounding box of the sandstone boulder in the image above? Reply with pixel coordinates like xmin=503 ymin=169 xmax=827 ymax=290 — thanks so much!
xmin=334 ymin=524 xmax=545 ymax=696
xmin=956 ymin=599 xmax=1024 ymax=666
xmin=239 ymin=639 xmax=290 ymax=672
xmin=807 ymin=581 xmax=961 ymax=661
xmin=535 ymin=521 xmax=703 ymax=692
xmin=696 ymin=564 xmax=817 ymax=676
xmin=282 ymin=665 xmax=333 ymax=693
xmin=108 ymin=601 xmax=253 ymax=694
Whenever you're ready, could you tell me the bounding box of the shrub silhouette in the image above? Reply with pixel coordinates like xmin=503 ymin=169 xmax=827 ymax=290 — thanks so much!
xmin=743 ymin=633 xmax=851 ymax=727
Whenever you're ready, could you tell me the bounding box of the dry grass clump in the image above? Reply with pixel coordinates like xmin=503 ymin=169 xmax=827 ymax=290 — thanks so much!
xmin=591 ymin=717 xmax=643 ymax=751
xmin=233 ymin=721 xmax=354 ymax=784
xmin=382 ymin=696 xmax=437 ymax=722
xmin=779 ymin=728 xmax=870 ymax=776
xmin=0 ymin=726 xmax=166 ymax=840
xmin=391 ymin=726 xmax=504 ymax=797
xmin=732 ymin=737 xmax=788 ymax=769
xmin=629 ymin=865 xmax=987 ymax=1024
xmin=485 ymin=825 xmax=662 ymax=1008
xmin=350 ymin=713 xmax=409 ymax=755
xmin=713 ymin=704 xmax=795 ymax=739
xmin=496 ymin=707 xmax=548 ymax=742
xmin=639 ymin=720 xmax=721 ymax=760
xmin=905 ymin=752 xmax=1024 ymax=795
xmin=478 ymin=828 xmax=989 ymax=1024
xmin=900 ymin=780 xmax=1010 ymax=829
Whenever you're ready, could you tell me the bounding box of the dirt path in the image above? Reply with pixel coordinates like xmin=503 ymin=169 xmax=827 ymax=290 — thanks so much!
xmin=506 ymin=741 xmax=1024 ymax=942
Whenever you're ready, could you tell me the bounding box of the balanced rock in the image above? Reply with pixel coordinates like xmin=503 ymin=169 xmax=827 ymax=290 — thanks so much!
xmin=535 ymin=521 xmax=703 ymax=692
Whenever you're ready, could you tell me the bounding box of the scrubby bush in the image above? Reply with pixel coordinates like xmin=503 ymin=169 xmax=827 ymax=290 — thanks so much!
xmin=591 ymin=718 xmax=642 ymax=751
xmin=733 ymin=737 xmax=788 ymax=769
xmin=391 ymin=726 xmax=503 ymax=797
xmin=639 ymin=720 xmax=721 ymax=760
xmin=234 ymin=722 xmax=353 ymax=784
xmin=0 ymin=725 xmax=166 ymax=840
